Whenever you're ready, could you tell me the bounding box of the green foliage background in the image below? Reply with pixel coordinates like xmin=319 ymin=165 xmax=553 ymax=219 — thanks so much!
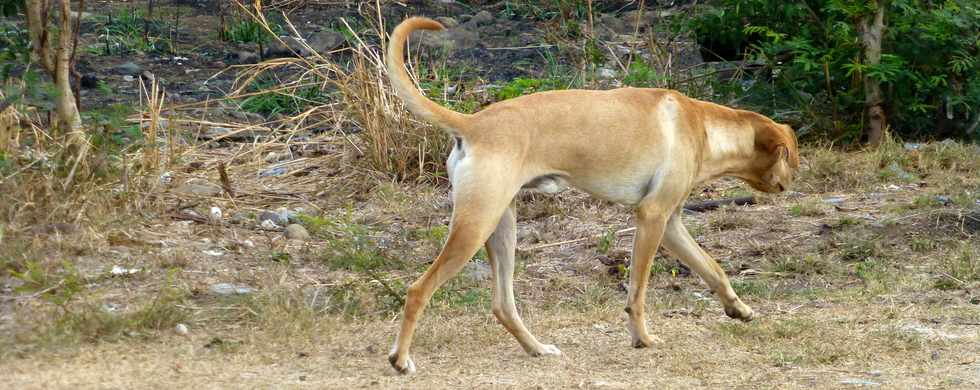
xmin=690 ymin=0 xmax=980 ymax=141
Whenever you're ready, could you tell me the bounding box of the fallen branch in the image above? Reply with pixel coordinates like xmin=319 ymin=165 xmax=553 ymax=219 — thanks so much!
xmin=682 ymin=196 xmax=756 ymax=212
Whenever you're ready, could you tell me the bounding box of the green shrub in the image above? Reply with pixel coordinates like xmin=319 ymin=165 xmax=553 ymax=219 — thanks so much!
xmin=690 ymin=0 xmax=980 ymax=140
xmin=495 ymin=77 xmax=563 ymax=100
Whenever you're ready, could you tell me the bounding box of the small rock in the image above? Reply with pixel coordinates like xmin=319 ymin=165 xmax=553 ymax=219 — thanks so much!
xmin=903 ymin=142 xmax=923 ymax=150
xmin=284 ymin=224 xmax=311 ymax=241
xmin=823 ymin=196 xmax=846 ymax=205
xmin=885 ymin=162 xmax=914 ymax=182
xmin=258 ymin=166 xmax=287 ymax=177
xmin=110 ymin=265 xmax=140 ymax=276
xmin=934 ymin=195 xmax=952 ymax=205
xmin=80 ymin=74 xmax=99 ymax=89
xmin=264 ymin=36 xmax=311 ymax=58
xmin=173 ymin=180 xmax=223 ymax=197
xmin=260 ymin=219 xmax=282 ymax=231
xmin=209 ymin=207 xmax=223 ymax=223
xmin=463 ymin=261 xmax=492 ymax=282
xmin=307 ymin=29 xmax=346 ymax=54
xmin=229 ymin=211 xmax=251 ymax=225
xmin=123 ymin=75 xmax=136 ymax=82
xmin=114 ymin=61 xmax=142 ymax=75
xmin=258 ymin=210 xmax=288 ymax=226
xmin=470 ymin=10 xmax=494 ymax=26
xmin=209 ymin=283 xmax=255 ymax=296
xmin=597 ymin=68 xmax=617 ymax=79
xmin=159 ymin=171 xmax=174 ymax=186
xmin=228 ymin=50 xmax=260 ymax=65
xmin=140 ymin=70 xmax=155 ymax=82
xmin=175 ymin=323 xmax=189 ymax=336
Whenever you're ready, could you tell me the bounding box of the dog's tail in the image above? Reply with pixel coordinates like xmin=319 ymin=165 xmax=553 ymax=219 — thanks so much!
xmin=386 ymin=17 xmax=468 ymax=132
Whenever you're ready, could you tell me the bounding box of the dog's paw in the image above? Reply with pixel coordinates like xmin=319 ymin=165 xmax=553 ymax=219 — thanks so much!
xmin=388 ymin=353 xmax=416 ymax=375
xmin=724 ymin=302 xmax=754 ymax=322
xmin=631 ymin=334 xmax=663 ymax=349
xmin=539 ymin=344 xmax=563 ymax=356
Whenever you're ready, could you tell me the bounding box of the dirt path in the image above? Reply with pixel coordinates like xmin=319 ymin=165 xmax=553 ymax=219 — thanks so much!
xmin=7 ymin=304 xmax=979 ymax=389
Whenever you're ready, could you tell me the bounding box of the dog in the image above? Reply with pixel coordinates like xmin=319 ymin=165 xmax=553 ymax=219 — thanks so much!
xmin=384 ymin=17 xmax=800 ymax=374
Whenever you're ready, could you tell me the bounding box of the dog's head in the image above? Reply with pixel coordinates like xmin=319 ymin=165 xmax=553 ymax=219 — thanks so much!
xmin=742 ymin=122 xmax=800 ymax=193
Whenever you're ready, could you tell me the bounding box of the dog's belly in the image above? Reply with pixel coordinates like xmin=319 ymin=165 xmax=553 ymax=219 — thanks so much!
xmin=522 ymin=173 xmax=652 ymax=205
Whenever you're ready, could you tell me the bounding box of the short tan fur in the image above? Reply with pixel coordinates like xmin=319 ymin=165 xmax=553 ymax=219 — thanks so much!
xmin=385 ymin=17 xmax=800 ymax=374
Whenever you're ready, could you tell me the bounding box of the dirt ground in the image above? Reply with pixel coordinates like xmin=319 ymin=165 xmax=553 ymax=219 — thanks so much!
xmin=2 ymin=1 xmax=979 ymax=389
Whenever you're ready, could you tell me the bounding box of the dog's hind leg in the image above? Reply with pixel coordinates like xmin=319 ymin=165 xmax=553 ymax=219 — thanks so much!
xmin=485 ymin=200 xmax=562 ymax=357
xmin=662 ymin=212 xmax=753 ymax=321
xmin=389 ymin=161 xmax=521 ymax=374
xmin=625 ymin=201 xmax=672 ymax=348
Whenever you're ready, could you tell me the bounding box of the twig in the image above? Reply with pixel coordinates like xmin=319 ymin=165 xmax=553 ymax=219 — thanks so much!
xmin=217 ymin=161 xmax=235 ymax=198
xmin=486 ymin=44 xmax=556 ymax=51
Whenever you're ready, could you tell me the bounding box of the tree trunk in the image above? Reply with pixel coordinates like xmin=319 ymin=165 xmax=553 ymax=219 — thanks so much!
xmin=859 ymin=1 xmax=887 ymax=146
xmin=25 ymin=1 xmax=83 ymax=138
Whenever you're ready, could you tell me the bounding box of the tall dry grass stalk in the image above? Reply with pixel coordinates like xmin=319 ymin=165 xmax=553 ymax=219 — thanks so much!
xmin=139 ymin=78 xmax=167 ymax=175
xmin=224 ymin=2 xmax=450 ymax=182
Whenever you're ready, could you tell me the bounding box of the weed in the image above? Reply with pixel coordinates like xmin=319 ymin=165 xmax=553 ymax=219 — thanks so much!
xmin=10 ymin=260 xmax=83 ymax=311
xmin=731 ymin=278 xmax=771 ymax=298
xmin=94 ymin=8 xmax=172 ymax=55
xmin=772 ymin=254 xmax=835 ymax=276
xmin=788 ymin=200 xmax=825 ymax=217
xmin=623 ymin=58 xmax=668 ymax=88
xmin=595 ymin=229 xmax=616 ymax=255
xmin=933 ymin=245 xmax=979 ymax=290
xmin=240 ymin=80 xmax=330 ymax=117
xmin=854 ymin=259 xmax=891 ymax=286
xmin=222 ymin=16 xmax=283 ymax=44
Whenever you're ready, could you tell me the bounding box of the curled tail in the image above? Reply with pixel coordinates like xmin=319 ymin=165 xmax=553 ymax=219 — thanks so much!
xmin=386 ymin=17 xmax=468 ymax=132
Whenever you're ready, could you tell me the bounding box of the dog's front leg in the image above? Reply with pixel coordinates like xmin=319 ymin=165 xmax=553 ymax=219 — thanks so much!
xmin=625 ymin=204 xmax=670 ymax=348
xmin=662 ymin=213 xmax=754 ymax=321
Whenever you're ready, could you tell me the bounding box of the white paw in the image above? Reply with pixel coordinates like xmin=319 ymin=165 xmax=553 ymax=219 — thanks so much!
xmin=533 ymin=344 xmax=563 ymax=357
xmin=388 ymin=354 xmax=416 ymax=375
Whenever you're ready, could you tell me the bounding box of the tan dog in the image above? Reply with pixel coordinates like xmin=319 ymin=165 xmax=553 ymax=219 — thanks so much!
xmin=385 ymin=17 xmax=800 ymax=374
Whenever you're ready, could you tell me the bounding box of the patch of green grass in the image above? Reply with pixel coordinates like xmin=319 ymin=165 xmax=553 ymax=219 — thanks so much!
xmin=933 ymin=245 xmax=979 ymax=290
xmin=94 ymin=8 xmax=172 ymax=55
xmin=301 ymin=213 xmax=403 ymax=273
xmin=240 ymin=80 xmax=330 ymax=116
xmin=595 ymin=229 xmax=616 ymax=255
xmin=10 ymin=260 xmax=83 ymax=310
xmin=495 ymin=77 xmax=564 ymax=101
xmin=623 ymin=58 xmax=667 ymax=88
xmin=221 ymin=16 xmax=283 ymax=44
xmin=788 ymin=200 xmax=825 ymax=217
xmin=771 ymin=254 xmax=836 ymax=276
xmin=731 ymin=278 xmax=771 ymax=298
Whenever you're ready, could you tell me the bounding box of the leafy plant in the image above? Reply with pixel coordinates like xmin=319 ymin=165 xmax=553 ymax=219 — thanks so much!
xmin=623 ymin=58 xmax=668 ymax=88
xmin=689 ymin=0 xmax=980 ymax=140
xmin=240 ymin=80 xmax=330 ymax=116
xmin=495 ymin=77 xmax=563 ymax=101
xmin=95 ymin=8 xmax=172 ymax=55
xmin=222 ymin=16 xmax=283 ymax=44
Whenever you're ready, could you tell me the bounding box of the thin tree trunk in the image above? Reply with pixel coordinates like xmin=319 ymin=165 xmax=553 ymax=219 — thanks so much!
xmin=859 ymin=1 xmax=887 ymax=146
xmin=56 ymin=0 xmax=83 ymax=135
